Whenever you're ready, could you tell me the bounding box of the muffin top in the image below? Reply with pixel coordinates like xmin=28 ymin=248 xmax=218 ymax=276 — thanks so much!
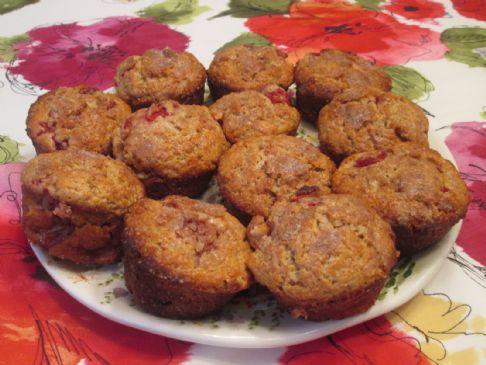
xmin=115 ymin=48 xmax=206 ymax=108
xmin=295 ymin=49 xmax=391 ymax=100
xmin=26 ymin=85 xmax=131 ymax=154
xmin=113 ymin=100 xmax=228 ymax=178
xmin=124 ymin=196 xmax=251 ymax=292
xmin=208 ymin=45 xmax=294 ymax=92
xmin=209 ymin=88 xmax=300 ymax=143
xmin=247 ymin=194 xmax=397 ymax=301
xmin=332 ymin=143 xmax=470 ymax=229
xmin=21 ymin=150 xmax=144 ymax=215
xmin=217 ymin=135 xmax=336 ymax=217
xmin=318 ymin=87 xmax=429 ymax=160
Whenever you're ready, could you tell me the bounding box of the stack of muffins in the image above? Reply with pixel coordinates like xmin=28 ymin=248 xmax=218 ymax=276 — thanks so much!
xmin=22 ymin=45 xmax=469 ymax=322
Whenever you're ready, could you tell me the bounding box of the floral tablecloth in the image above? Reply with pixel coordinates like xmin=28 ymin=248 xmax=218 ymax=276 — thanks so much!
xmin=1 ymin=0 xmax=485 ymax=364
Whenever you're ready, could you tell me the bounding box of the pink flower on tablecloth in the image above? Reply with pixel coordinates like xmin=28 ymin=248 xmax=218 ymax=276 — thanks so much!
xmin=6 ymin=16 xmax=189 ymax=90
xmin=245 ymin=0 xmax=447 ymax=65
xmin=445 ymin=121 xmax=486 ymax=265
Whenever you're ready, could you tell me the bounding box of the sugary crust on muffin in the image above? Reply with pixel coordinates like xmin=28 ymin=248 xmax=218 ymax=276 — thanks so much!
xmin=332 ymin=143 xmax=470 ymax=255
xmin=247 ymin=194 xmax=397 ymax=320
xmin=318 ymin=87 xmax=429 ymax=161
xmin=295 ymin=49 xmax=391 ymax=122
xmin=26 ymin=85 xmax=131 ymax=155
xmin=115 ymin=48 xmax=206 ymax=108
xmin=209 ymin=89 xmax=300 ymax=143
xmin=208 ymin=45 xmax=294 ymax=99
xmin=113 ymin=100 xmax=228 ymax=180
xmin=124 ymin=196 xmax=251 ymax=292
xmin=217 ymin=135 xmax=336 ymax=217
xmin=123 ymin=196 xmax=251 ymax=317
xmin=21 ymin=150 xmax=145 ymax=215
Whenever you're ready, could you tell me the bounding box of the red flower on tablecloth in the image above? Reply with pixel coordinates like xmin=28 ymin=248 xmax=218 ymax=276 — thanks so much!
xmin=451 ymin=0 xmax=486 ymax=21
xmin=384 ymin=0 xmax=446 ymax=22
xmin=279 ymin=316 xmax=431 ymax=364
xmin=6 ymin=16 xmax=189 ymax=90
xmin=245 ymin=0 xmax=447 ymax=65
xmin=445 ymin=121 xmax=486 ymax=265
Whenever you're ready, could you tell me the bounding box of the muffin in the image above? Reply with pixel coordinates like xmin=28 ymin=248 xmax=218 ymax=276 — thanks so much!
xmin=26 ymin=85 xmax=131 ymax=155
xmin=207 ymin=45 xmax=294 ymax=100
xmin=209 ymin=87 xmax=300 ymax=143
xmin=247 ymin=194 xmax=397 ymax=321
xmin=115 ymin=48 xmax=206 ymax=109
xmin=123 ymin=196 xmax=252 ymax=319
xmin=332 ymin=143 xmax=470 ymax=255
xmin=295 ymin=49 xmax=392 ymax=123
xmin=21 ymin=150 xmax=145 ymax=265
xmin=318 ymin=87 xmax=429 ymax=162
xmin=113 ymin=100 xmax=228 ymax=198
xmin=217 ymin=135 xmax=336 ymax=218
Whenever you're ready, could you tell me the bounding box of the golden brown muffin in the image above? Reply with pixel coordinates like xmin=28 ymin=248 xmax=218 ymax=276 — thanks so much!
xmin=207 ymin=45 xmax=294 ymax=100
xmin=123 ymin=196 xmax=252 ymax=319
xmin=247 ymin=194 xmax=397 ymax=321
xmin=209 ymin=88 xmax=300 ymax=144
xmin=26 ymin=85 xmax=131 ymax=155
xmin=295 ymin=49 xmax=392 ymax=123
xmin=115 ymin=48 xmax=206 ymax=109
xmin=318 ymin=87 xmax=429 ymax=162
xmin=21 ymin=150 xmax=145 ymax=265
xmin=332 ymin=143 xmax=470 ymax=255
xmin=113 ymin=100 xmax=228 ymax=198
xmin=217 ymin=135 xmax=336 ymax=218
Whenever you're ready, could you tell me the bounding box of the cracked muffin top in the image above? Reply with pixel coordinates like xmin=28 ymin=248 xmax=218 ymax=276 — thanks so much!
xmin=208 ymin=45 xmax=294 ymax=98
xmin=217 ymin=135 xmax=336 ymax=217
xmin=247 ymin=194 xmax=397 ymax=305
xmin=209 ymin=87 xmax=300 ymax=143
xmin=123 ymin=196 xmax=251 ymax=292
xmin=318 ymin=87 xmax=429 ymax=160
xmin=113 ymin=100 xmax=228 ymax=179
xmin=115 ymin=48 xmax=206 ymax=108
xmin=26 ymin=85 xmax=131 ymax=155
xmin=332 ymin=143 xmax=469 ymax=232
xmin=295 ymin=49 xmax=391 ymax=102
xmin=21 ymin=150 xmax=144 ymax=215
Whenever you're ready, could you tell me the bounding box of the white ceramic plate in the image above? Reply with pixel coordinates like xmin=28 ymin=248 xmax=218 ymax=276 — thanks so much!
xmin=30 ymin=126 xmax=460 ymax=348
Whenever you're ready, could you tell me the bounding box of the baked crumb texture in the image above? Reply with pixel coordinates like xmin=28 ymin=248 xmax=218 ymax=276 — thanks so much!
xmin=115 ymin=48 xmax=206 ymax=109
xmin=21 ymin=150 xmax=145 ymax=265
xmin=123 ymin=196 xmax=252 ymax=319
xmin=113 ymin=100 xmax=228 ymax=199
xmin=26 ymin=85 xmax=131 ymax=155
xmin=295 ymin=49 xmax=391 ymax=124
xmin=208 ymin=45 xmax=294 ymax=100
xmin=217 ymin=135 xmax=336 ymax=218
xmin=209 ymin=88 xmax=300 ymax=144
xmin=247 ymin=194 xmax=397 ymax=321
xmin=318 ymin=86 xmax=429 ymax=162
xmin=332 ymin=143 xmax=470 ymax=255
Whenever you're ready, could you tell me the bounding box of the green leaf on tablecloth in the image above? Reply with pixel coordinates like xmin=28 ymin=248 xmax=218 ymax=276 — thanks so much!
xmin=441 ymin=27 xmax=486 ymax=68
xmin=211 ymin=0 xmax=294 ymax=19
xmin=480 ymin=108 xmax=486 ymax=120
xmin=384 ymin=65 xmax=434 ymax=101
xmin=215 ymin=32 xmax=271 ymax=54
xmin=0 ymin=0 xmax=38 ymax=15
xmin=137 ymin=0 xmax=210 ymax=25
xmin=378 ymin=258 xmax=415 ymax=300
xmin=355 ymin=0 xmax=384 ymax=10
xmin=0 ymin=135 xmax=24 ymax=164
xmin=0 ymin=34 xmax=29 ymax=63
